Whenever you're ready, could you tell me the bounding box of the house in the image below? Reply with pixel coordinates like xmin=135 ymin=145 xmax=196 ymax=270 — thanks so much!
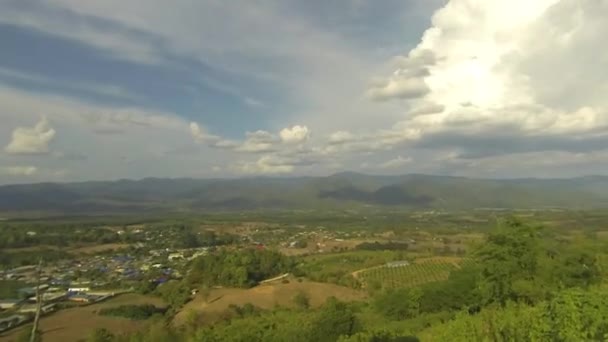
xmin=28 ymin=292 xmax=67 ymax=303
xmin=18 ymin=285 xmax=49 ymax=297
xmin=0 ymin=299 xmax=22 ymax=310
xmin=18 ymin=303 xmax=56 ymax=314
xmin=68 ymin=294 xmax=91 ymax=303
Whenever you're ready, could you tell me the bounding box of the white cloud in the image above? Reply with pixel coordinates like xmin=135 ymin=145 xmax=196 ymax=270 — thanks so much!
xmin=3 ymin=0 xmax=394 ymax=139
xmin=190 ymin=123 xmax=313 ymax=154
xmin=367 ymin=49 xmax=436 ymax=102
xmin=0 ymin=67 xmax=140 ymax=101
xmin=235 ymin=155 xmax=295 ymax=175
xmin=235 ymin=131 xmax=277 ymax=153
xmin=408 ymin=102 xmax=445 ymax=116
xmin=2 ymin=166 xmax=38 ymax=176
xmin=189 ymin=122 xmax=218 ymax=143
xmin=279 ymin=125 xmax=310 ymax=144
xmin=0 ymin=85 xmax=233 ymax=183
xmin=0 ymin=3 xmax=161 ymax=65
xmin=367 ymin=77 xmax=429 ymax=102
xmin=2 ymin=0 xmax=607 ymax=181
xmin=379 ymin=156 xmax=413 ymax=169
xmin=5 ymin=117 xmax=56 ymax=155
xmin=363 ymin=0 xmax=608 ymax=155
xmin=328 ymin=131 xmax=356 ymax=144
xmin=0 ymin=85 xmax=187 ymax=133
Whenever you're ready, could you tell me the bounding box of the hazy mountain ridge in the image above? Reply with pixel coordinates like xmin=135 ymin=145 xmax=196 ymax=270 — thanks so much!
xmin=1 ymin=173 xmax=608 ymax=213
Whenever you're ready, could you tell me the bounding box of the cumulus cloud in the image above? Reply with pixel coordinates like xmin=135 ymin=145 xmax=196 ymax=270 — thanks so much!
xmin=189 ymin=122 xmax=217 ymax=143
xmin=236 ymin=155 xmax=295 ymax=175
xmin=280 ymin=125 xmax=310 ymax=144
xmin=367 ymin=78 xmax=429 ymax=102
xmin=1 ymin=166 xmax=38 ymax=176
xmin=234 ymin=150 xmax=325 ymax=175
xmin=328 ymin=131 xmax=356 ymax=144
xmin=190 ymin=122 xmax=313 ymax=154
xmin=366 ymin=49 xmax=436 ymax=102
xmin=236 ymin=130 xmax=278 ymax=153
xmin=408 ymin=103 xmax=445 ymax=116
xmin=364 ymin=0 xmax=608 ymax=160
xmin=5 ymin=117 xmax=56 ymax=155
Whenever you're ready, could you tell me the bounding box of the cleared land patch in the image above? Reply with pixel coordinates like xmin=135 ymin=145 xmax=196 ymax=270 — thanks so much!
xmin=0 ymin=293 xmax=164 ymax=342
xmin=173 ymin=279 xmax=366 ymax=326
xmin=68 ymin=243 xmax=131 ymax=255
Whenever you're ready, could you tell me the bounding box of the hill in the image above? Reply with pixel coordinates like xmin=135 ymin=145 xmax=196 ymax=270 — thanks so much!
xmin=1 ymin=173 xmax=608 ymax=214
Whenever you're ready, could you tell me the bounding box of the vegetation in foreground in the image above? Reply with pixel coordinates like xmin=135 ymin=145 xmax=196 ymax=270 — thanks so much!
xmin=69 ymin=219 xmax=608 ymax=342
xmin=3 ymin=211 xmax=608 ymax=342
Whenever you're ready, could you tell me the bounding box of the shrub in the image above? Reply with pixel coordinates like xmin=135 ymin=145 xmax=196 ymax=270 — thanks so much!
xmin=98 ymin=304 xmax=166 ymax=320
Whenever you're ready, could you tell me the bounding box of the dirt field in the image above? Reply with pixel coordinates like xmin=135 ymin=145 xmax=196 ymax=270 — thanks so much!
xmin=4 ymin=243 xmax=131 ymax=256
xmin=173 ymin=278 xmax=367 ymax=326
xmin=68 ymin=243 xmax=131 ymax=255
xmin=3 ymin=246 xmax=60 ymax=253
xmin=279 ymin=238 xmax=382 ymax=256
xmin=0 ymin=294 xmax=165 ymax=342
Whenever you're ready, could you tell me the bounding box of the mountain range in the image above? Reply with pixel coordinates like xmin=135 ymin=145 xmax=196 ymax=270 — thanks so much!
xmin=1 ymin=173 xmax=608 ymax=214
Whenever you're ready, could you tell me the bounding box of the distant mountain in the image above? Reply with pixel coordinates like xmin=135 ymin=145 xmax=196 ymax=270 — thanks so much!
xmin=1 ymin=173 xmax=608 ymax=214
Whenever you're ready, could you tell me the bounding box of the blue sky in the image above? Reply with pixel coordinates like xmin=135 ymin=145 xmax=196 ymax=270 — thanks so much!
xmin=1 ymin=0 xmax=607 ymax=184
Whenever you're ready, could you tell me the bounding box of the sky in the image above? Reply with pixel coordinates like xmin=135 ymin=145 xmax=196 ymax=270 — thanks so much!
xmin=1 ymin=0 xmax=607 ymax=184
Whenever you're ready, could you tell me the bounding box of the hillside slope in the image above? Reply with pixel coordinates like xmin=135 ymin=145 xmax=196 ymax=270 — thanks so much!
xmin=1 ymin=173 xmax=608 ymax=213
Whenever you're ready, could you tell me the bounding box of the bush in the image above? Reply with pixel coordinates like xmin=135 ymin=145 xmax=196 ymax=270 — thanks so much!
xmin=98 ymin=304 xmax=166 ymax=320
xmin=88 ymin=328 xmax=115 ymax=342
xmin=374 ymin=288 xmax=422 ymax=320
xmin=293 ymin=291 xmax=310 ymax=309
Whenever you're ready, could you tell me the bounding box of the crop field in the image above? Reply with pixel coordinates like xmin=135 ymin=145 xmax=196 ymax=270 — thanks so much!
xmin=359 ymin=257 xmax=473 ymax=289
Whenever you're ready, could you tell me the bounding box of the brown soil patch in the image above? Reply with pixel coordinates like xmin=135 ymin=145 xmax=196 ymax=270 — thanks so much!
xmin=173 ymin=279 xmax=366 ymax=326
xmin=69 ymin=243 xmax=131 ymax=255
xmin=3 ymin=246 xmax=60 ymax=253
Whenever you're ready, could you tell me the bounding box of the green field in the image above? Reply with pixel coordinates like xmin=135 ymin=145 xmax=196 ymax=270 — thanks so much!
xmin=359 ymin=258 xmax=473 ymax=289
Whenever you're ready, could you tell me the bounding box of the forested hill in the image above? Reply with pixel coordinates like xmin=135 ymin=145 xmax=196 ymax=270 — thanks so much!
xmin=1 ymin=173 xmax=608 ymax=213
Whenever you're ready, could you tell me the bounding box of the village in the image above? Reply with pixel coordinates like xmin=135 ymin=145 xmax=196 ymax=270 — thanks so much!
xmin=0 ymin=243 xmax=211 ymax=333
xmin=0 ymin=220 xmax=446 ymax=336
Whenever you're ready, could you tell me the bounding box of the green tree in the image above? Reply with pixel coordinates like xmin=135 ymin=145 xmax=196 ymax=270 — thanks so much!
xmin=88 ymin=328 xmax=115 ymax=342
xmin=308 ymin=297 xmax=359 ymax=342
xmin=338 ymin=331 xmax=420 ymax=342
xmin=475 ymin=219 xmax=542 ymax=305
xmin=293 ymin=291 xmax=310 ymax=309
xmin=373 ymin=288 xmax=422 ymax=320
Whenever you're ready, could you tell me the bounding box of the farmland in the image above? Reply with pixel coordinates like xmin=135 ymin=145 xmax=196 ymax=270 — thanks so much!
xmin=358 ymin=257 xmax=473 ymax=289
xmin=2 ymin=209 xmax=608 ymax=341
